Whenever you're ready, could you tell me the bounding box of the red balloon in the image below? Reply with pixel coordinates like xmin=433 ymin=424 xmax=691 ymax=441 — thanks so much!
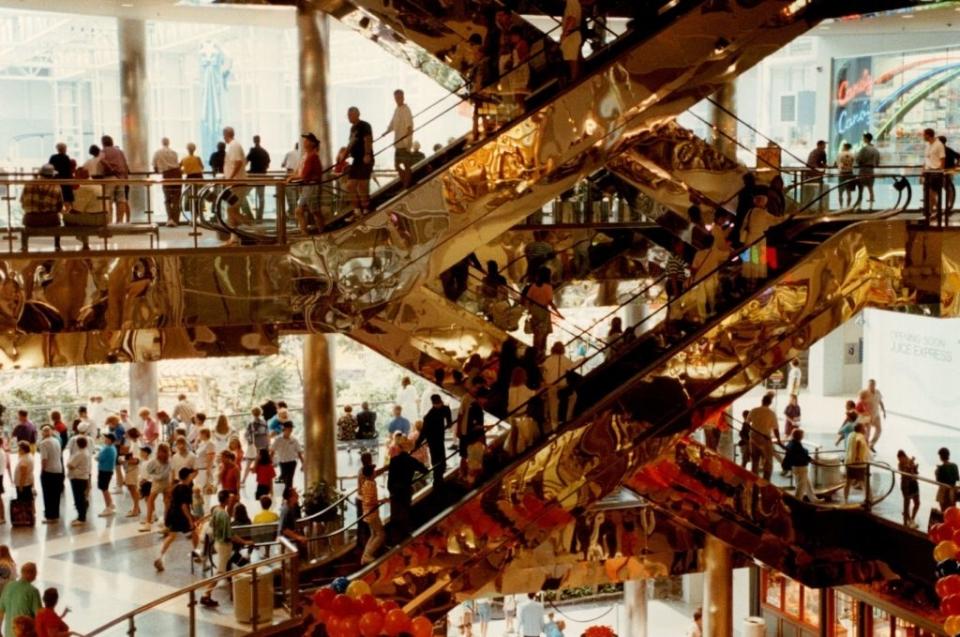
xmin=380 ymin=600 xmax=400 ymax=613
xmin=359 ymin=611 xmax=385 ymax=637
xmin=331 ymin=594 xmax=357 ymax=617
xmin=410 ymin=616 xmax=433 ymax=637
xmin=358 ymin=594 xmax=380 ymax=614
xmin=313 ymin=587 xmax=336 ymax=611
xmin=946 ymin=507 xmax=960 ymax=529
xmin=932 ymin=524 xmax=949 ymax=543
xmin=946 ymin=575 xmax=960 ymax=598
xmin=383 ymin=608 xmax=412 ymax=636
xmin=339 ymin=614 xmax=361 ymax=637
xmin=943 ymin=594 xmax=960 ymax=617
xmin=326 ymin=616 xmax=344 ymax=637
xmin=312 ymin=609 xmax=331 ymax=626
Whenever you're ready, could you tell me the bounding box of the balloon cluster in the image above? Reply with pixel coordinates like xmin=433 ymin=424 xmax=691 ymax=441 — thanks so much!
xmin=582 ymin=627 xmax=617 ymax=637
xmin=309 ymin=577 xmax=434 ymax=637
xmin=931 ymin=507 xmax=960 ymax=635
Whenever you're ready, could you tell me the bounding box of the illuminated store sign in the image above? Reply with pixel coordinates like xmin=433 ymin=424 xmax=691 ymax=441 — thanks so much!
xmin=829 ymin=47 xmax=960 ymax=166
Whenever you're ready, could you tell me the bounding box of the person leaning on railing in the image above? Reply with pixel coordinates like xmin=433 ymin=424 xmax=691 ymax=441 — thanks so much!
xmin=290 ymin=132 xmax=324 ymax=234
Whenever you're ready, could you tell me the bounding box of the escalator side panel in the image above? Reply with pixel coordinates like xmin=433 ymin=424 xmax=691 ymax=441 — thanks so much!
xmin=363 ymin=222 xmax=921 ymax=607
xmin=625 ymin=440 xmax=936 ymax=589
xmin=607 ymin=120 xmax=748 ymax=237
xmin=311 ymin=0 xmax=468 ymax=92
xmin=0 ymin=325 xmax=280 ymax=368
xmin=480 ymin=506 xmax=752 ymax=596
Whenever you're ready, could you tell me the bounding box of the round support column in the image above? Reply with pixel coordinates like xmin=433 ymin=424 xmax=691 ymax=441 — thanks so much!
xmin=703 ymin=535 xmax=733 ymax=637
xmin=623 ymin=580 xmax=648 ymax=637
xmin=302 ymin=334 xmax=337 ymax=489
xmin=118 ymin=17 xmax=150 ymax=219
xmin=710 ymin=82 xmax=737 ymax=160
xmin=298 ymin=1 xmax=332 ymax=166
xmin=128 ymin=361 xmax=158 ymax=416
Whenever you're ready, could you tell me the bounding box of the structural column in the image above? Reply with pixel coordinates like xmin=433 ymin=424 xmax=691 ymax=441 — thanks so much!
xmin=710 ymin=82 xmax=737 ymax=160
xmin=302 ymin=334 xmax=337 ymax=488
xmin=703 ymin=535 xmax=734 ymax=637
xmin=623 ymin=580 xmax=648 ymax=637
xmin=298 ymin=1 xmax=332 ymax=166
xmin=117 ymin=18 xmax=150 ymax=219
xmin=128 ymin=362 xmax=158 ymax=414
xmin=297 ymin=1 xmax=337 ymax=491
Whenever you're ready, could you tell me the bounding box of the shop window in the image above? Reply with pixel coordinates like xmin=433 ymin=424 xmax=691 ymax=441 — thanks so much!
xmin=764 ymin=570 xmax=784 ymax=608
xmin=803 ymin=586 xmax=820 ymax=627
xmin=834 ymin=591 xmax=857 ymax=637
xmin=784 ymin=578 xmax=802 ymax=619
xmin=872 ymin=606 xmax=891 ymax=636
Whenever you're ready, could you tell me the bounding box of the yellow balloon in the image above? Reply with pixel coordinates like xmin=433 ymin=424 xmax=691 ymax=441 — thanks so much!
xmin=936 ymin=541 xmax=960 ymax=563
xmin=944 ymin=614 xmax=960 ymax=636
xmin=346 ymin=579 xmax=372 ymax=599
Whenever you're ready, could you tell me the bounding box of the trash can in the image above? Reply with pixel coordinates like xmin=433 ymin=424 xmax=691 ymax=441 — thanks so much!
xmin=743 ymin=615 xmax=766 ymax=637
xmin=814 ymin=448 xmax=844 ymax=490
xmin=233 ymin=566 xmax=275 ymax=624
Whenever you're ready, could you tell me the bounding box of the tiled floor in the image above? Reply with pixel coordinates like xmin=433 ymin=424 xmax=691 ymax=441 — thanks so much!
xmin=0 ymin=442 xmax=371 ymax=636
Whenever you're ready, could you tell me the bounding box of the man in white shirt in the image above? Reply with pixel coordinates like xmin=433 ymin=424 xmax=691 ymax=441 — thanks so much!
xmin=924 ymin=127 xmax=947 ymax=225
xmin=170 ymin=436 xmax=197 ymax=479
xmin=518 ymin=593 xmax=545 ymax=637
xmin=67 ymin=435 xmax=92 ymax=526
xmin=748 ymin=392 xmax=782 ymax=480
xmin=38 ymin=426 xmax=64 ymax=524
xmin=395 ymin=377 xmax=419 ymax=424
xmin=787 ymin=358 xmax=802 ymax=396
xmin=271 ymin=421 xmax=304 ymax=491
xmin=152 ymin=137 xmax=181 ymax=227
xmin=222 ymin=126 xmax=249 ymax=244
xmin=195 ymin=428 xmax=216 ymax=494
xmin=384 ymin=89 xmax=414 ymax=187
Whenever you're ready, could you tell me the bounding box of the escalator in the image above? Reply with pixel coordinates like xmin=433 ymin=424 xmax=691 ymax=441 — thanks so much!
xmin=238 ymin=0 xmax=856 ymax=325
xmin=288 ymin=195 xmax=925 ymax=620
xmin=625 ymin=439 xmax=937 ymax=596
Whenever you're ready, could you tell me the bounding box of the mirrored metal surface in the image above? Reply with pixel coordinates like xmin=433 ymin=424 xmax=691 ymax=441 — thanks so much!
xmin=360 ymin=222 xmax=948 ymax=610
xmin=0 ymin=325 xmax=278 ymax=368
xmin=290 ymin=0 xmax=815 ymax=325
xmin=626 ymin=439 xmax=933 ymax=589
xmin=607 ymin=120 xmax=747 ymax=236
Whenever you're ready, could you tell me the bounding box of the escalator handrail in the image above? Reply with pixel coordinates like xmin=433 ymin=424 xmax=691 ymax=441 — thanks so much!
xmin=294 ymin=170 xmax=911 ymax=530
xmin=293 ymin=181 xmax=909 ymax=540
xmin=333 ymin=259 xmax=902 ymax=596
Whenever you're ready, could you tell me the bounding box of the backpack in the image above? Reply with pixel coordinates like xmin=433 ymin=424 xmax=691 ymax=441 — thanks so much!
xmin=946 ymin=146 xmax=960 ymax=170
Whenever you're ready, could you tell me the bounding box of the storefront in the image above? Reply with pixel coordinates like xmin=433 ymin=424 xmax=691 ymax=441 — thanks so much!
xmin=761 ymin=570 xmax=944 ymax=636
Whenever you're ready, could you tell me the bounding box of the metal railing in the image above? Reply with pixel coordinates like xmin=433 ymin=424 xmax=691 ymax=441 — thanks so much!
xmin=719 ymin=413 xmax=955 ymax=531
xmin=81 ymin=537 xmax=302 ymax=637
